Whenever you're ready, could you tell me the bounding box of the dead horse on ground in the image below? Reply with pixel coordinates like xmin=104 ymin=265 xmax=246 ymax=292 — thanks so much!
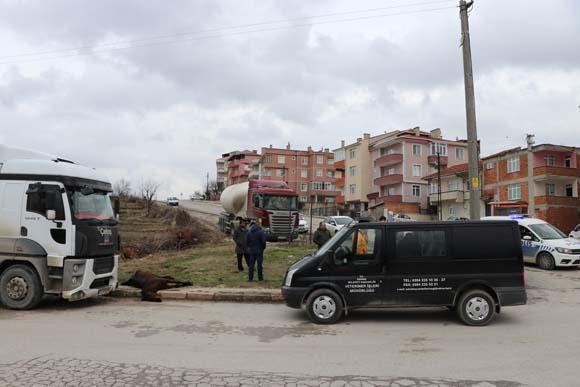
xmin=121 ymin=270 xmax=193 ymax=302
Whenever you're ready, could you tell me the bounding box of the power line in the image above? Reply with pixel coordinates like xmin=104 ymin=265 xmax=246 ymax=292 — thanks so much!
xmin=0 ymin=4 xmax=457 ymax=66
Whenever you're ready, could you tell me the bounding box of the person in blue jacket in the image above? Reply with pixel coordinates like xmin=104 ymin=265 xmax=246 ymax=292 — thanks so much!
xmin=245 ymin=219 xmax=267 ymax=282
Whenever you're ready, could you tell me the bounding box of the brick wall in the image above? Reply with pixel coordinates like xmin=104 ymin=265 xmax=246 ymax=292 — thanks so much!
xmin=535 ymin=207 xmax=580 ymax=234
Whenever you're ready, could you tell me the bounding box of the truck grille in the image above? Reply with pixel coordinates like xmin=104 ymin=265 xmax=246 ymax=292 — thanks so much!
xmin=270 ymin=213 xmax=293 ymax=235
xmin=93 ymin=256 xmax=114 ymax=274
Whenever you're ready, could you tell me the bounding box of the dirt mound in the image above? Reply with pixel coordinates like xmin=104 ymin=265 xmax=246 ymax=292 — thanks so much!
xmin=120 ymin=199 xmax=222 ymax=260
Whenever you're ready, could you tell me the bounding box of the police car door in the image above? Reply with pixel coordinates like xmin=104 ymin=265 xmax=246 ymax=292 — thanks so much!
xmin=327 ymin=224 xmax=385 ymax=307
xmin=520 ymin=225 xmax=541 ymax=263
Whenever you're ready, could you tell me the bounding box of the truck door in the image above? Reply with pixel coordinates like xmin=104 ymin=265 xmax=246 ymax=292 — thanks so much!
xmin=20 ymin=183 xmax=72 ymax=260
xmin=520 ymin=226 xmax=540 ymax=263
xmin=325 ymin=225 xmax=386 ymax=307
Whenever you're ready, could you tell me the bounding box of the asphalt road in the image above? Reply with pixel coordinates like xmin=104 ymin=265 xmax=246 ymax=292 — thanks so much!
xmin=1 ymin=266 xmax=580 ymax=386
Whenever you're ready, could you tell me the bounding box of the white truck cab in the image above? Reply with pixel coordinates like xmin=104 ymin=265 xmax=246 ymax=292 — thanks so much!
xmin=482 ymin=215 xmax=580 ymax=270
xmin=0 ymin=145 xmax=120 ymax=309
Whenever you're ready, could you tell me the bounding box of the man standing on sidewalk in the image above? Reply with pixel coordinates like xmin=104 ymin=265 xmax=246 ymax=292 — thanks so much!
xmin=246 ymin=220 xmax=266 ymax=282
xmin=232 ymin=219 xmax=249 ymax=272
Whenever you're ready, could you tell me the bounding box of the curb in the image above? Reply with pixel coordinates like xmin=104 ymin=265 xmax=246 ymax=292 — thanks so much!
xmin=110 ymin=286 xmax=284 ymax=303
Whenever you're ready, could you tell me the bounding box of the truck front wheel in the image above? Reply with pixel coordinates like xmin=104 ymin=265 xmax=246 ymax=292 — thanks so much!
xmin=0 ymin=265 xmax=43 ymax=310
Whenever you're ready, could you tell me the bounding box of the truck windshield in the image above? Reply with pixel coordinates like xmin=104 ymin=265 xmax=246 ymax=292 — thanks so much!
xmin=262 ymin=195 xmax=297 ymax=211
xmin=71 ymin=191 xmax=115 ymax=221
xmin=529 ymin=223 xmax=566 ymax=240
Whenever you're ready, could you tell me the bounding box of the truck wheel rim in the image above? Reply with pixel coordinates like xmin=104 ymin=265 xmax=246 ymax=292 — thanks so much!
xmin=312 ymin=295 xmax=336 ymax=319
xmin=465 ymin=297 xmax=489 ymax=321
xmin=6 ymin=276 xmax=28 ymax=301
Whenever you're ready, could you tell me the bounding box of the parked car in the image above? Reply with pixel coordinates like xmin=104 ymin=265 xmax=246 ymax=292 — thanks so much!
xmin=298 ymin=214 xmax=309 ymax=233
xmin=282 ymin=220 xmax=526 ymax=326
xmin=190 ymin=194 xmax=204 ymax=200
xmin=323 ymin=216 xmax=354 ymax=235
xmin=447 ymin=216 xmax=469 ymax=221
xmin=570 ymin=224 xmax=580 ymax=240
xmin=482 ymin=216 xmax=580 ymax=269
xmin=393 ymin=213 xmax=414 ymax=222
xmin=167 ymin=197 xmax=179 ymax=206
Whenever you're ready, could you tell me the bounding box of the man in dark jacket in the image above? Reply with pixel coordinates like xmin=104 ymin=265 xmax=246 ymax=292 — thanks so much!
xmin=232 ymin=219 xmax=249 ymax=272
xmin=245 ymin=220 xmax=267 ymax=281
xmin=313 ymin=222 xmax=332 ymax=250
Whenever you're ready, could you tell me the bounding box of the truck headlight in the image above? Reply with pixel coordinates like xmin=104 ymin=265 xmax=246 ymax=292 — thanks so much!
xmin=285 ymin=268 xmax=298 ymax=287
xmin=556 ymin=247 xmax=573 ymax=254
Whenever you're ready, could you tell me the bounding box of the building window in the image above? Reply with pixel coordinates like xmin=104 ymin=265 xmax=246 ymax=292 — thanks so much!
xmin=324 ymin=182 xmax=335 ymax=191
xmin=350 ymin=166 xmax=357 ymax=177
xmin=328 ymin=158 xmax=334 ymax=164
xmin=349 ymin=148 xmax=357 ymax=159
xmin=263 ymin=168 xmax=271 ymax=177
xmin=335 ymin=170 xmax=342 ymax=178
xmin=301 ymin=183 xmax=308 ymax=192
xmin=412 ymin=185 xmax=421 ymax=197
xmin=299 ymin=196 xmax=308 ymax=202
xmin=291 ymin=155 xmax=296 ymax=161
xmin=447 ymin=180 xmax=458 ymax=191
xmin=301 ymin=169 xmax=308 ymax=178
xmin=449 ymin=206 xmax=456 ymax=215
xmin=565 ymin=184 xmax=573 ymax=197
xmin=388 ymin=186 xmax=397 ymax=196
xmin=316 ymin=155 xmax=324 ymax=164
xmin=429 ymin=182 xmax=438 ymax=194
xmin=544 ymin=155 xmax=555 ymax=167
xmin=277 ymin=155 xmax=285 ymax=164
xmin=388 ymin=167 xmax=395 ymax=175
xmin=412 ymin=164 xmax=422 ymax=177
xmin=349 ymin=184 xmax=356 ymax=194
xmin=507 ymin=156 xmax=520 ymax=173
xmin=456 ymin=148 xmax=464 ymax=160
xmin=507 ymin=183 xmax=521 ymax=200
xmin=316 ymin=168 xmax=323 ymax=177
xmin=276 ymin=169 xmax=285 ymax=177
xmin=290 ymin=169 xmax=295 ymax=175
xmin=327 ymin=170 xmax=334 ymax=178
xmin=412 ymin=144 xmax=421 ymax=156
xmin=264 ymin=154 xmax=272 ymax=163
xmin=301 ymin=156 xmax=308 ymax=165
xmin=430 ymin=143 xmax=448 ymax=156
xmin=565 ymin=157 xmax=571 ymax=168
xmin=545 ymin=183 xmax=555 ymax=196
xmin=486 ymin=161 xmax=494 ymax=170
xmin=334 ymin=149 xmax=345 ymax=162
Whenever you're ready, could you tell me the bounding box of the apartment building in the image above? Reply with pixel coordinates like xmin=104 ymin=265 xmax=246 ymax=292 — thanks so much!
xmin=222 ymin=150 xmax=260 ymax=186
xmin=482 ymin=136 xmax=579 ymax=233
xmin=333 ymin=132 xmax=391 ymax=214
xmin=215 ymin=156 xmax=228 ymax=190
xmin=366 ymin=127 xmax=469 ymax=217
xmin=422 ymin=162 xmax=485 ymax=220
xmin=250 ymin=143 xmax=339 ymax=209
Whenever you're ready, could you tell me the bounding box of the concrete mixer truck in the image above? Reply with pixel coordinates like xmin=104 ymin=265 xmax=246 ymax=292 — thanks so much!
xmin=218 ymin=180 xmax=299 ymax=241
xmin=0 ymin=144 xmax=120 ymax=309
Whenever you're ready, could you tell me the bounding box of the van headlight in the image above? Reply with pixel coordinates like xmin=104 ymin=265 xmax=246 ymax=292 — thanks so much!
xmin=285 ymin=268 xmax=298 ymax=287
xmin=556 ymin=247 xmax=573 ymax=254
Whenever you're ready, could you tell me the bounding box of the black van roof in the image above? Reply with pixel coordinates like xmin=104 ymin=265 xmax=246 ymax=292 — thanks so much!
xmin=360 ymin=220 xmax=517 ymax=227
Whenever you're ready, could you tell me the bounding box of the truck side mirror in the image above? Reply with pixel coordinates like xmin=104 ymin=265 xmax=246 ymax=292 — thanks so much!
xmin=113 ymin=197 xmax=120 ymax=220
xmin=46 ymin=210 xmax=56 ymax=221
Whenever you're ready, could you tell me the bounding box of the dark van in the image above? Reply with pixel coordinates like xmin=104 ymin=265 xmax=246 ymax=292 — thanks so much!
xmin=282 ymin=221 xmax=526 ymax=326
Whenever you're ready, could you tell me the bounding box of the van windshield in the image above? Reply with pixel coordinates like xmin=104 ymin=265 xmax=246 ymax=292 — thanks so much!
xmin=316 ymin=226 xmax=351 ymax=256
xmin=529 ymin=223 xmax=566 ymax=240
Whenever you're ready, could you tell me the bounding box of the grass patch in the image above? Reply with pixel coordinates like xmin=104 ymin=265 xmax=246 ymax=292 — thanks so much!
xmin=119 ymin=241 xmax=315 ymax=288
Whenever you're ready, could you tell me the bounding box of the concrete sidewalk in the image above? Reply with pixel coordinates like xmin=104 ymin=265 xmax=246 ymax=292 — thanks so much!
xmin=111 ymin=285 xmax=284 ymax=303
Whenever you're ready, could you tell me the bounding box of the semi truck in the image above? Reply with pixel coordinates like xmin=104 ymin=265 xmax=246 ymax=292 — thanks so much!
xmin=218 ymin=180 xmax=299 ymax=241
xmin=0 ymin=145 xmax=120 ymax=309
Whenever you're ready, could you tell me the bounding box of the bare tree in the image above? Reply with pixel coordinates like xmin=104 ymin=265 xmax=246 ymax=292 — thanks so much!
xmin=207 ymin=179 xmax=222 ymax=196
xmin=139 ymin=179 xmax=160 ymax=215
xmin=113 ymin=178 xmax=132 ymax=198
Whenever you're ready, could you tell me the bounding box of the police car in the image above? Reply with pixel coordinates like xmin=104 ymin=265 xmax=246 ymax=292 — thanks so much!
xmin=482 ymin=216 xmax=580 ymax=270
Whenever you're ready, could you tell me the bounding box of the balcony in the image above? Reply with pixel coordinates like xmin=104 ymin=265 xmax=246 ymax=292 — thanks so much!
xmin=533 ymin=166 xmax=580 ymax=180
xmin=429 ymin=190 xmax=465 ymax=203
xmin=335 ymin=176 xmax=345 ymax=186
xmin=374 ymin=174 xmax=403 ymax=186
xmin=336 ymin=195 xmax=345 ymax=204
xmin=428 ymin=155 xmax=448 ymax=166
xmin=334 ymin=160 xmax=345 ymax=170
xmin=535 ymin=195 xmax=579 ymax=206
xmin=374 ymin=153 xmax=403 ymax=168
xmin=376 ymin=195 xmax=403 ymax=204
xmin=311 ymin=189 xmax=341 ymax=197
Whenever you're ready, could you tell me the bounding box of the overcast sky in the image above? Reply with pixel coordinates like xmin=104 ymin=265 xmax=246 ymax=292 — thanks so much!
xmin=0 ymin=0 xmax=578 ymax=197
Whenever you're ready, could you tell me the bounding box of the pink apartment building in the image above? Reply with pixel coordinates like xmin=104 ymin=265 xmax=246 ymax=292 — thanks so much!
xmin=367 ymin=128 xmax=469 ymax=216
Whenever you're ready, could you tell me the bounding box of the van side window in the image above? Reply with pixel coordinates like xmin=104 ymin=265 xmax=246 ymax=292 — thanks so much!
xmin=395 ymin=230 xmax=446 ymax=258
xmin=26 ymin=184 xmax=65 ymax=220
xmin=334 ymin=228 xmax=379 ymax=266
xmin=455 ymin=226 xmax=517 ymax=259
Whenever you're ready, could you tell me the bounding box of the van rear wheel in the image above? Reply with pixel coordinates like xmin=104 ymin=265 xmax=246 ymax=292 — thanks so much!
xmin=0 ymin=265 xmax=43 ymax=310
xmin=457 ymin=290 xmax=495 ymax=326
xmin=537 ymin=252 xmax=556 ymax=270
xmin=305 ymin=289 xmax=343 ymax=324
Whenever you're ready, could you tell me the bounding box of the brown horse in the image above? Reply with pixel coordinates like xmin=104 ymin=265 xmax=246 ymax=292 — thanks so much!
xmin=121 ymin=270 xmax=192 ymax=302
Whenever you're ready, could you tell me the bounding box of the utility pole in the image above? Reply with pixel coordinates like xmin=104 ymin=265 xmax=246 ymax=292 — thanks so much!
xmin=437 ymin=151 xmax=442 ymax=221
xmin=460 ymin=0 xmax=481 ymax=220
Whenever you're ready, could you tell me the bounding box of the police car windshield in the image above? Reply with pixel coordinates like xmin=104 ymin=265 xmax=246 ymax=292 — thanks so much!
xmin=529 ymin=223 xmax=566 ymax=240
xmin=316 ymin=226 xmax=351 ymax=256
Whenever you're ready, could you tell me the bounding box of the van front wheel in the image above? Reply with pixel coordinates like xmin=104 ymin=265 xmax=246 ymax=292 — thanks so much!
xmin=457 ymin=290 xmax=495 ymax=326
xmin=305 ymin=289 xmax=343 ymax=324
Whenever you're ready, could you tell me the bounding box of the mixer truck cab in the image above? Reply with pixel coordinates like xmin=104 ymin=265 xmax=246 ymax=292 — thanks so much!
xmin=282 ymin=220 xmax=526 ymax=326
xmin=219 ymin=180 xmax=299 ymax=241
xmin=0 ymin=145 xmax=120 ymax=309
